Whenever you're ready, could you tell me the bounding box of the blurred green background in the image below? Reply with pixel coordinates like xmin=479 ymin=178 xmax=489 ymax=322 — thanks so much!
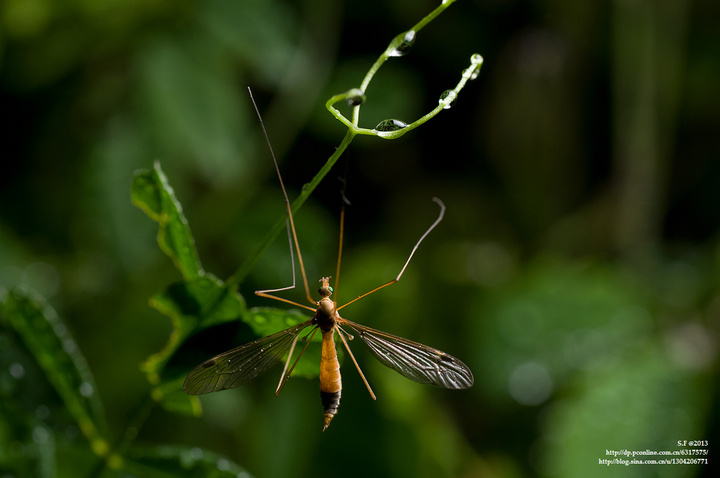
xmin=2 ymin=0 xmax=720 ymax=477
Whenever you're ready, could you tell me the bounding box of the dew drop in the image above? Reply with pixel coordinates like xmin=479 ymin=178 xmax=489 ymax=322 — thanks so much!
xmin=462 ymin=67 xmax=480 ymax=81
xmin=438 ymin=90 xmax=457 ymax=109
xmin=217 ymin=458 xmax=231 ymax=471
xmin=79 ymin=381 xmax=94 ymax=397
xmin=32 ymin=426 xmax=50 ymax=444
xmin=508 ymin=362 xmax=553 ymax=406
xmin=180 ymin=446 xmax=203 ymax=468
xmin=9 ymin=362 xmax=25 ymax=379
xmin=388 ymin=30 xmax=416 ymax=57
xmin=345 ymin=88 xmax=366 ymax=107
xmin=63 ymin=338 xmax=77 ymax=354
xmin=374 ymin=119 xmax=407 ymax=132
xmin=53 ymin=323 xmax=67 ymax=338
xmin=461 ymin=54 xmax=484 ymax=81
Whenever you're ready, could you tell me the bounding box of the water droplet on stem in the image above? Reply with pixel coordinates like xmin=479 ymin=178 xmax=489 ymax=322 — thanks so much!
xmin=346 ymin=89 xmax=366 ymax=107
xmin=388 ymin=30 xmax=416 ymax=57
xmin=374 ymin=119 xmax=408 ymax=132
xmin=462 ymin=67 xmax=479 ymax=81
xmin=438 ymin=90 xmax=457 ymax=109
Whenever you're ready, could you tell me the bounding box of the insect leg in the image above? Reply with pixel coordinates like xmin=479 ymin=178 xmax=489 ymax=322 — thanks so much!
xmin=336 ymin=325 xmax=376 ymax=400
xmin=275 ymin=326 xmax=319 ymax=396
xmin=338 ymin=198 xmax=445 ymax=311
xmin=248 ymin=87 xmax=314 ymax=305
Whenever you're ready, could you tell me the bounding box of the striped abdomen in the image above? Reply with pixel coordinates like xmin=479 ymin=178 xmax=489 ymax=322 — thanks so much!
xmin=319 ymin=327 xmax=341 ymax=431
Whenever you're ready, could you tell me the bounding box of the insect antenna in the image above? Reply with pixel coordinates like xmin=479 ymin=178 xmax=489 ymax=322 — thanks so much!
xmin=248 ymin=87 xmax=314 ymax=308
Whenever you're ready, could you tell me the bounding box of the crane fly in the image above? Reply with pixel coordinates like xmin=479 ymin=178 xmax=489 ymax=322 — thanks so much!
xmin=183 ymin=89 xmax=474 ymax=431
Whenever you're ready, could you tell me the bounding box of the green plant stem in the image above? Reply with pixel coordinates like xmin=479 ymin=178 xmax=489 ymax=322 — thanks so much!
xmin=226 ymin=0 xmax=480 ymax=289
xmin=358 ymin=0 xmax=458 ymax=95
xmin=328 ymin=53 xmax=483 ymax=140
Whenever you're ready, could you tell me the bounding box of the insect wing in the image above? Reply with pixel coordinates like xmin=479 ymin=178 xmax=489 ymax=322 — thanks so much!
xmin=183 ymin=319 xmax=315 ymax=395
xmin=339 ymin=319 xmax=474 ymax=389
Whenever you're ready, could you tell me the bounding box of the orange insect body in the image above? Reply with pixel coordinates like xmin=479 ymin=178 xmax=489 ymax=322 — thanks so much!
xmin=319 ymin=328 xmax=341 ymax=430
xmin=316 ymin=283 xmax=342 ymax=430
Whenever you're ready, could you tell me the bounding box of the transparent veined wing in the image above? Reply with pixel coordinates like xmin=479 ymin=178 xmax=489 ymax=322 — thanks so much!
xmin=183 ymin=319 xmax=316 ymax=395
xmin=338 ymin=318 xmax=474 ymax=389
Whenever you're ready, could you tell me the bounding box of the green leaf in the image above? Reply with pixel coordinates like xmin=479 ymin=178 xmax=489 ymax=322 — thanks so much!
xmin=120 ymin=444 xmax=253 ymax=478
xmin=132 ymin=161 xmax=203 ymax=279
xmin=244 ymin=306 xmax=309 ymax=337
xmin=141 ymin=276 xmax=247 ymax=385
xmin=154 ymin=384 xmax=202 ymax=417
xmin=132 ymin=159 xmax=322 ymax=394
xmin=0 ymin=287 xmax=110 ymax=457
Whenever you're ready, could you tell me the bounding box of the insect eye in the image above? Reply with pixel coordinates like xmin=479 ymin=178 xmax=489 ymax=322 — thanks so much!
xmin=317 ymin=285 xmax=334 ymax=297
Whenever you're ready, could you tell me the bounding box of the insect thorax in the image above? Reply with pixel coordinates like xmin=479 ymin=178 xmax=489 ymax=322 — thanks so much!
xmin=315 ymin=297 xmax=337 ymax=331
